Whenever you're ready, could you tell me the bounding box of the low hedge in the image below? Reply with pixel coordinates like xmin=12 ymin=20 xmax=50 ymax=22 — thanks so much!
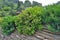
xmin=1 ymin=16 xmax=16 ymax=35
xmin=45 ymin=5 xmax=60 ymax=32
xmin=15 ymin=6 xmax=45 ymax=35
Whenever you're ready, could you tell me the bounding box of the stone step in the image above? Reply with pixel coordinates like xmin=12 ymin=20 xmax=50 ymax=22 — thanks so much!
xmin=40 ymin=31 xmax=54 ymax=37
xmin=35 ymin=32 xmax=54 ymax=40
xmin=43 ymin=29 xmax=54 ymax=34
xmin=34 ymin=34 xmax=45 ymax=40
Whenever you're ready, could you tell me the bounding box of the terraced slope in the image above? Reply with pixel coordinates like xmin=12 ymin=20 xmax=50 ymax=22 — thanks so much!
xmin=0 ymin=27 xmax=60 ymax=40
